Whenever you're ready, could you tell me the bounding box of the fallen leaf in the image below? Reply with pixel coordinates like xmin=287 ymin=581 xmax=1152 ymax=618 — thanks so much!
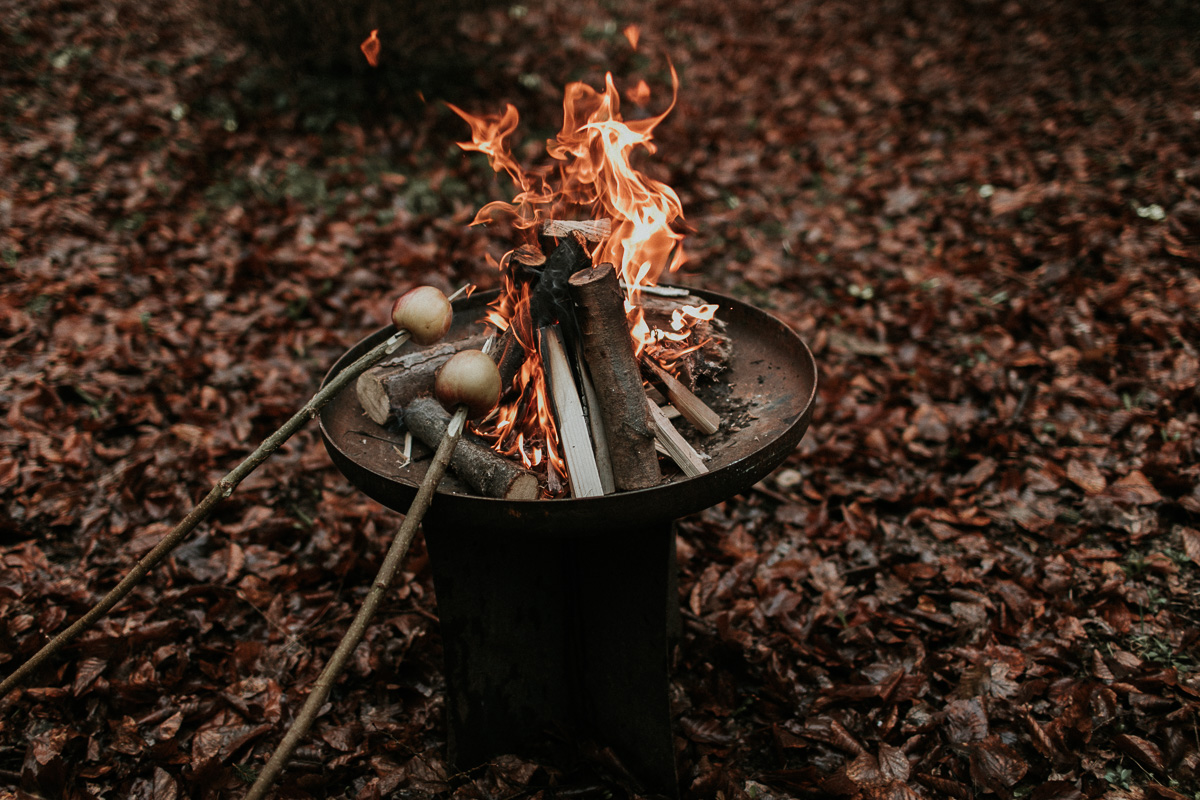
xmin=1067 ymin=459 xmax=1107 ymax=495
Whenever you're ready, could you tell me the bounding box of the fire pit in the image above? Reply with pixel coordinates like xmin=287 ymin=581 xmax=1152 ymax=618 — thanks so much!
xmin=319 ymin=287 xmax=816 ymax=795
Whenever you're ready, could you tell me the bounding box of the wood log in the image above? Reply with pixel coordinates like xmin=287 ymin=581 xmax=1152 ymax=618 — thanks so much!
xmin=568 ymin=262 xmax=661 ymax=491
xmin=542 ymin=218 xmax=611 ymax=242
xmin=402 ymin=397 xmax=540 ymax=500
xmin=576 ymin=342 xmax=616 ymax=495
xmin=492 ymin=327 xmax=526 ymax=396
xmin=642 ymin=357 xmax=721 ymax=435
xmin=356 ymin=335 xmax=488 ymax=425
xmin=540 ymin=325 xmax=605 ymax=498
xmin=647 ymin=401 xmax=707 ymax=478
xmin=530 ymin=234 xmax=591 ymax=332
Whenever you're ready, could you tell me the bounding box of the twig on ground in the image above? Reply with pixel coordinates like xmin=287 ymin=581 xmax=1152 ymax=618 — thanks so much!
xmin=0 ymin=329 xmax=413 ymax=698
xmin=243 ymin=404 xmax=470 ymax=800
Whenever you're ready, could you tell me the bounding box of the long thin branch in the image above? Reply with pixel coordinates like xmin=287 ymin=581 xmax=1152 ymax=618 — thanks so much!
xmin=0 ymin=331 xmax=411 ymax=698
xmin=243 ymin=406 xmax=470 ymax=800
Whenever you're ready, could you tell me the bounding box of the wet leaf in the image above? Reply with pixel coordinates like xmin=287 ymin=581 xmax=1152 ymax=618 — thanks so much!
xmin=3 ymin=1 xmax=1198 ymax=797
xmin=1113 ymin=733 xmax=1166 ymax=775
xmin=968 ymin=735 xmax=1028 ymax=791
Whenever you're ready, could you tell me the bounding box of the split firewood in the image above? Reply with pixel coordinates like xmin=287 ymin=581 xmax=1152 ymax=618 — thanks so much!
xmin=641 ymin=356 xmax=721 ymax=435
xmin=542 ymin=218 xmax=612 ymax=242
xmin=356 ymin=335 xmax=489 ymax=425
xmin=530 ymin=232 xmax=591 ymax=332
xmin=540 ymin=325 xmax=605 ymax=497
xmin=647 ymin=400 xmax=708 ymax=477
xmin=568 ymin=262 xmax=661 ymax=491
xmin=403 ymin=397 xmax=539 ymax=500
xmin=576 ymin=342 xmax=617 ymax=494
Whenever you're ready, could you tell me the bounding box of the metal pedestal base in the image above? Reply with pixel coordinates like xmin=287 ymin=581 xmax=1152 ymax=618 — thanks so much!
xmin=423 ymin=510 xmax=680 ymax=797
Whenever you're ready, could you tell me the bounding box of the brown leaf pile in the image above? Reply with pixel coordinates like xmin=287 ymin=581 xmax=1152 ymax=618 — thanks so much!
xmin=1 ymin=0 xmax=1198 ymax=797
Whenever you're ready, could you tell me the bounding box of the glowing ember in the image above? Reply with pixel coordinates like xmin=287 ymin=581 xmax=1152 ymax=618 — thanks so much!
xmin=452 ymin=70 xmax=718 ymax=494
xmin=623 ymin=25 xmax=640 ymax=50
xmin=360 ymin=30 xmax=381 ymax=67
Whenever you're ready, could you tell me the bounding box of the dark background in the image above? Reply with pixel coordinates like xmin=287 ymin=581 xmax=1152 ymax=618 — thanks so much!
xmin=1 ymin=0 xmax=1198 ymax=796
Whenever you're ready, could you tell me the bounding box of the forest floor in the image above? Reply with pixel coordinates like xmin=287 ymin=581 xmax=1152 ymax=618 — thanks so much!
xmin=2 ymin=0 xmax=1199 ymax=797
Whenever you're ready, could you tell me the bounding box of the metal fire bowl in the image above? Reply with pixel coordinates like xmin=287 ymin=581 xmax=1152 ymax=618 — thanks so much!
xmin=319 ymin=287 xmax=817 ymax=534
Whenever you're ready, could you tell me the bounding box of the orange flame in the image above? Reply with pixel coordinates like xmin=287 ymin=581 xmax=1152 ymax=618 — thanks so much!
xmin=360 ymin=30 xmax=380 ymax=67
xmin=623 ymin=24 xmax=640 ymax=50
xmin=454 ymin=67 xmax=714 ymax=494
xmin=627 ymin=79 xmax=651 ymax=106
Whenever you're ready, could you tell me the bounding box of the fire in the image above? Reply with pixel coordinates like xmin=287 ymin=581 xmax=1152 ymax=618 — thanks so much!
xmin=360 ymin=30 xmax=380 ymax=67
xmin=623 ymin=24 xmax=640 ymax=50
xmin=452 ymin=69 xmax=716 ymax=492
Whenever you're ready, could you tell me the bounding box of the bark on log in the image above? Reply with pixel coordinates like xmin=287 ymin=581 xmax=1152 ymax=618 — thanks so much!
xmin=568 ymin=262 xmax=661 ymax=491
xmin=492 ymin=327 xmax=526 ymax=396
xmin=403 ymin=397 xmax=540 ymax=500
xmin=356 ymin=335 xmax=488 ymax=425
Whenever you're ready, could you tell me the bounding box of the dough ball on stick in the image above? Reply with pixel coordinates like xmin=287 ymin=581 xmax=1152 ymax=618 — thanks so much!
xmin=392 ymin=286 xmax=453 ymax=345
xmin=435 ymin=350 xmax=502 ymax=419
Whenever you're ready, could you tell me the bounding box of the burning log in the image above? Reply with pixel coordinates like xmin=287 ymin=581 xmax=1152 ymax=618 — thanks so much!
xmin=492 ymin=327 xmax=526 ymax=396
xmin=403 ymin=397 xmax=540 ymax=500
xmin=568 ymin=263 xmax=662 ymax=491
xmin=530 ymin=233 xmax=591 ymax=334
xmin=540 ymin=325 xmax=605 ymax=498
xmin=646 ymin=401 xmax=708 ymax=478
xmin=356 ymin=335 xmax=488 ymax=425
xmin=542 ymin=218 xmax=612 ymax=242
xmin=641 ymin=356 xmax=721 ymax=436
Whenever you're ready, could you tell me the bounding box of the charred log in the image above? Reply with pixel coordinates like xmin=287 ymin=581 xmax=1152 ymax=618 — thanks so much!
xmin=529 ymin=232 xmax=591 ymax=337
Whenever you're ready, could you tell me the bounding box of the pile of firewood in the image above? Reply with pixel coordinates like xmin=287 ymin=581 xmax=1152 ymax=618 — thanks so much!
xmin=356 ymin=228 xmax=730 ymax=499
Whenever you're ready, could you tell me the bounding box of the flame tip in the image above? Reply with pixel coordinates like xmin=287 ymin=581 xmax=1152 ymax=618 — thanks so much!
xmin=360 ymin=29 xmax=381 ymax=67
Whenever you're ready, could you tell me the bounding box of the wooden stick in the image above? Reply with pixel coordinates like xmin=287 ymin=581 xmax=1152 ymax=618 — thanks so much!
xmin=403 ymin=397 xmax=539 ymax=500
xmin=647 ymin=401 xmax=708 ymax=477
xmin=618 ymin=280 xmax=690 ymax=298
xmin=642 ymin=356 xmax=721 ymax=435
xmin=568 ymin=263 xmax=661 ymax=491
xmin=244 ymin=405 xmax=471 ymax=800
xmin=356 ymin=334 xmax=488 ymax=425
xmin=575 ymin=343 xmax=616 ymax=495
xmin=540 ymin=325 xmax=605 ymax=498
xmin=0 ymin=330 xmax=413 ymax=697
